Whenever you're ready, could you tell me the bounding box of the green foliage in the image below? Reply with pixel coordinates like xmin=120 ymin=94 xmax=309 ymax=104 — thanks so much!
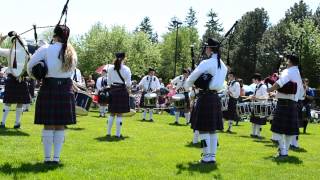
xmin=284 ymin=0 xmax=312 ymax=24
xmin=0 ymin=38 xmax=11 ymax=66
xmin=185 ymin=7 xmax=198 ymax=28
xmin=135 ymin=17 xmax=158 ymax=43
xmin=203 ymin=9 xmax=223 ymax=41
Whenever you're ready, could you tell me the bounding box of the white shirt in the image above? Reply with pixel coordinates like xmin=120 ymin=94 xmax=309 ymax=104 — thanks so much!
xmin=276 ymin=66 xmax=303 ymax=102
xmin=139 ymin=75 xmax=161 ymax=92
xmin=254 ymin=82 xmax=268 ymax=100
xmin=172 ymin=75 xmax=189 ymax=93
xmin=27 ymin=42 xmax=77 ymax=78
xmin=96 ymin=76 xmax=107 ymax=90
xmin=71 ymin=68 xmax=85 ymax=86
xmin=185 ymin=54 xmax=227 ymax=91
xmin=228 ymin=80 xmax=240 ymax=98
xmin=107 ymin=64 xmax=132 ymax=87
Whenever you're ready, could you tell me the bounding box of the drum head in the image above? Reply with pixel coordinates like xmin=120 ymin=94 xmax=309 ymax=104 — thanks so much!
xmin=9 ymin=38 xmax=29 ymax=77
xmin=145 ymin=93 xmax=157 ymax=99
xmin=172 ymin=94 xmax=185 ymax=101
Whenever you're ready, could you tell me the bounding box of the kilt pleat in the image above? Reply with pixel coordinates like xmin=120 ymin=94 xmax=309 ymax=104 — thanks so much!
xmin=250 ymin=116 xmax=267 ymax=125
xmin=109 ymin=85 xmax=130 ymax=113
xmin=3 ymin=75 xmax=31 ymax=104
xmin=271 ymin=99 xmax=299 ymax=135
xmin=190 ymin=91 xmax=223 ymax=132
xmin=223 ymin=97 xmax=238 ymax=120
xmin=35 ymin=78 xmax=76 ymax=125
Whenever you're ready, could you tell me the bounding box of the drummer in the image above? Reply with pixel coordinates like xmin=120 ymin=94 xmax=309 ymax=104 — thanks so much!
xmin=249 ymin=73 xmax=269 ymax=139
xmin=96 ymin=69 xmax=108 ymax=117
xmin=72 ymin=67 xmax=86 ymax=87
xmin=0 ymin=34 xmax=31 ymax=129
xmin=138 ymin=68 xmax=161 ymax=122
xmin=171 ymin=68 xmax=191 ymax=124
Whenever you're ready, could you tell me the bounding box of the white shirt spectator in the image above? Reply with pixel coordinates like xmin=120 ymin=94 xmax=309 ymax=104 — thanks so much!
xmin=185 ymin=54 xmax=227 ymax=91
xmin=139 ymin=75 xmax=161 ymax=92
xmin=107 ymin=64 xmax=131 ymax=88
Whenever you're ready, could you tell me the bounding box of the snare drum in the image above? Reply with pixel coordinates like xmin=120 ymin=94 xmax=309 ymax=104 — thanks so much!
xmin=172 ymin=94 xmax=185 ymax=109
xmin=219 ymin=94 xmax=229 ymax=111
xmin=144 ymin=93 xmax=157 ymax=107
xmin=75 ymin=91 xmax=93 ymax=116
xmin=236 ymin=102 xmax=251 ymax=117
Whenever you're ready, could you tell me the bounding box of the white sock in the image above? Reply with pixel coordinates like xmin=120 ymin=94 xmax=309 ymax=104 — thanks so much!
xmin=278 ymin=134 xmax=287 ymax=155
xmin=149 ymin=110 xmax=153 ymax=120
xmin=107 ymin=116 xmax=115 ymax=135
xmin=143 ymin=109 xmax=147 ymax=119
xmin=1 ymin=105 xmax=10 ymax=125
xmin=103 ymin=106 xmax=107 ymax=114
xmin=42 ymin=130 xmax=54 ymax=161
xmin=228 ymin=120 xmax=233 ymax=131
xmin=256 ymin=125 xmax=261 ymax=137
xmin=193 ymin=130 xmax=199 ymax=144
xmin=184 ymin=112 xmax=190 ymax=124
xmin=175 ymin=112 xmax=180 ymax=123
xmin=116 ymin=116 xmax=122 ymax=137
xmin=209 ymin=133 xmax=218 ymax=161
xmin=272 ymin=132 xmax=281 ymax=141
xmin=53 ymin=130 xmax=65 ymax=162
xmin=285 ymin=135 xmax=294 ymax=153
xmin=291 ymin=135 xmax=299 ymax=147
xmin=251 ymin=123 xmax=255 ymax=135
xmin=15 ymin=108 xmax=23 ymax=125
xmin=199 ymin=133 xmax=210 ymax=161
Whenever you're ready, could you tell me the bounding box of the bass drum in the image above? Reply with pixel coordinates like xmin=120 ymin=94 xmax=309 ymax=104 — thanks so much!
xmin=75 ymin=91 xmax=93 ymax=116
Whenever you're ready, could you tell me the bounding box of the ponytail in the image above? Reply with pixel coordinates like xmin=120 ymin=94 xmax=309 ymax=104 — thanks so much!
xmin=114 ymin=58 xmax=123 ymax=71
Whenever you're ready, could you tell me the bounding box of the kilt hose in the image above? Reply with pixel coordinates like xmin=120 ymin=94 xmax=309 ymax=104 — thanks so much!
xmin=3 ymin=74 xmax=31 ymax=104
xmin=109 ymin=84 xmax=130 ymax=114
xmin=190 ymin=91 xmax=223 ymax=132
xmin=35 ymin=78 xmax=76 ymax=125
xmin=223 ymin=96 xmax=239 ymax=121
xmin=271 ymin=99 xmax=299 ymax=135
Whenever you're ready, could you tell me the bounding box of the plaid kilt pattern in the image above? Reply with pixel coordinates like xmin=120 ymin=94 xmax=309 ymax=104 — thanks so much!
xmin=109 ymin=85 xmax=130 ymax=113
xmin=190 ymin=91 xmax=223 ymax=132
xmin=271 ymin=99 xmax=299 ymax=135
xmin=297 ymin=100 xmax=307 ymax=128
xmin=223 ymin=97 xmax=238 ymax=121
xmin=250 ymin=115 xmax=267 ymax=125
xmin=35 ymin=78 xmax=76 ymax=125
xmin=3 ymin=74 xmax=31 ymax=104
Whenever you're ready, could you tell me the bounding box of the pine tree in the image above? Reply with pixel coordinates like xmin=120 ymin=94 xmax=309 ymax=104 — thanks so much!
xmin=185 ymin=7 xmax=198 ymax=28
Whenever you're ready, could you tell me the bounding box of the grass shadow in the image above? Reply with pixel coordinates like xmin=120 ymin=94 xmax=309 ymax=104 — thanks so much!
xmin=264 ymin=143 xmax=278 ymax=148
xmin=91 ymin=115 xmax=106 ymax=118
xmin=168 ymin=123 xmax=188 ymax=127
xmin=264 ymin=155 xmax=303 ymax=165
xmin=176 ymin=161 xmax=218 ymax=175
xmin=0 ymin=129 xmax=30 ymax=136
xmin=95 ymin=135 xmax=129 ymax=142
xmin=290 ymin=147 xmax=308 ymax=153
xmin=138 ymin=119 xmax=154 ymax=123
xmin=220 ymin=131 xmax=238 ymax=135
xmin=66 ymin=127 xmax=85 ymax=131
xmin=184 ymin=142 xmax=201 ymax=148
xmin=0 ymin=162 xmax=63 ymax=175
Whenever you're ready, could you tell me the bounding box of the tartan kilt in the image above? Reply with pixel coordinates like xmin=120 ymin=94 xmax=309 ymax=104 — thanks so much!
xmin=190 ymin=91 xmax=223 ymax=132
xmin=35 ymin=78 xmax=76 ymax=125
xmin=223 ymin=97 xmax=238 ymax=121
xmin=3 ymin=74 xmax=31 ymax=104
xmin=109 ymin=85 xmax=130 ymax=113
xmin=271 ymin=99 xmax=299 ymax=135
xmin=250 ymin=115 xmax=267 ymax=125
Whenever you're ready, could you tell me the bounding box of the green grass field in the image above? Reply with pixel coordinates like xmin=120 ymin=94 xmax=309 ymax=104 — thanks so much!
xmin=0 ymin=106 xmax=319 ymax=180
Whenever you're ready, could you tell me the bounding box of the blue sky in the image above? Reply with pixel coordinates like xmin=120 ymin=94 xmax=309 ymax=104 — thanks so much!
xmin=0 ymin=0 xmax=319 ymax=40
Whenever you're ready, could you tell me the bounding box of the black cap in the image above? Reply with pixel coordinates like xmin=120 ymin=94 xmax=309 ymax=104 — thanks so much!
xmin=207 ymin=38 xmax=220 ymax=48
xmin=252 ymin=73 xmax=262 ymax=81
xmin=53 ymin=25 xmax=70 ymax=43
xmin=115 ymin=52 xmax=125 ymax=59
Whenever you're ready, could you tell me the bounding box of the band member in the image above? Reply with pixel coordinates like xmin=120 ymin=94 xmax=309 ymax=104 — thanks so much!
xmin=267 ymin=54 xmax=303 ymax=157
xmin=0 ymin=34 xmax=31 ymax=129
xmin=250 ymin=73 xmax=268 ymax=138
xmin=139 ymin=68 xmax=161 ymax=122
xmin=72 ymin=67 xmax=85 ymax=87
xmin=23 ymin=77 xmax=36 ymax=112
xmin=106 ymin=52 xmax=131 ymax=138
xmin=223 ymin=71 xmax=240 ymax=133
xmin=27 ymin=25 xmax=77 ymax=164
xmin=302 ymin=78 xmax=313 ymax=133
xmin=96 ymin=69 xmax=108 ymax=117
xmin=171 ymin=69 xmax=191 ymax=124
xmin=185 ymin=38 xmax=227 ymax=163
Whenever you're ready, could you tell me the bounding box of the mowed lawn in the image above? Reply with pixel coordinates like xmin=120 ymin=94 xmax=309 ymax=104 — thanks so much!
xmin=0 ymin=106 xmax=319 ymax=180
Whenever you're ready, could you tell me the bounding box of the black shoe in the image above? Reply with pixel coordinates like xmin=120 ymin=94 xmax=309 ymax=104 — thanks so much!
xmin=256 ymin=136 xmax=263 ymax=139
xmin=116 ymin=135 xmax=123 ymax=139
xmin=226 ymin=130 xmax=232 ymax=133
xmin=142 ymin=119 xmax=146 ymax=121
xmin=274 ymin=153 xmax=288 ymax=158
xmin=99 ymin=114 xmax=102 ymax=118
xmin=290 ymin=145 xmax=299 ymax=149
xmin=51 ymin=161 xmax=60 ymax=165
xmin=13 ymin=124 xmax=21 ymax=129
xmin=250 ymin=134 xmax=257 ymax=138
xmin=200 ymin=159 xmax=216 ymax=164
xmin=150 ymin=119 xmax=154 ymax=122
xmin=106 ymin=134 xmax=111 ymax=137
xmin=0 ymin=123 xmax=5 ymax=128
xmin=44 ymin=160 xmax=51 ymax=165
xmin=174 ymin=121 xmax=179 ymax=125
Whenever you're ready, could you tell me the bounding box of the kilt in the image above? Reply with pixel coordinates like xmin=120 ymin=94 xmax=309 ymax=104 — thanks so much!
xmin=271 ymin=99 xmax=299 ymax=135
xmin=35 ymin=78 xmax=76 ymax=125
xmin=190 ymin=91 xmax=223 ymax=132
xmin=297 ymin=100 xmax=307 ymax=128
xmin=3 ymin=74 xmax=31 ymax=104
xmin=109 ymin=84 xmax=130 ymax=113
xmin=223 ymin=97 xmax=238 ymax=121
xmin=250 ymin=115 xmax=267 ymax=125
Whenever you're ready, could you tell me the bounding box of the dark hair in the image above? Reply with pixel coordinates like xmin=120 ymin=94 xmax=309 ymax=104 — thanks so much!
xmin=114 ymin=52 xmax=126 ymax=71
xmin=182 ymin=68 xmax=190 ymax=74
xmin=286 ymin=54 xmax=299 ymax=66
xmin=238 ymin=78 xmax=244 ymax=87
xmin=228 ymin=71 xmax=236 ymax=76
xmin=53 ymin=25 xmax=70 ymax=64
xmin=207 ymin=38 xmax=221 ymax=68
xmin=252 ymin=73 xmax=262 ymax=81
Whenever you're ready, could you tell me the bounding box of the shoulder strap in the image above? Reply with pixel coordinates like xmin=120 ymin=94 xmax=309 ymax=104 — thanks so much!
xmin=73 ymin=69 xmax=77 ymax=82
xmin=116 ymin=69 xmax=125 ymax=84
